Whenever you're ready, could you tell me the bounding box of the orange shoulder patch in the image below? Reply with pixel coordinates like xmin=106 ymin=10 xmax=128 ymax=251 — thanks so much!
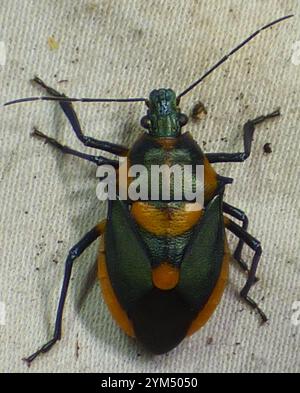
xmin=203 ymin=156 xmax=218 ymax=201
xmin=131 ymin=202 xmax=203 ymax=236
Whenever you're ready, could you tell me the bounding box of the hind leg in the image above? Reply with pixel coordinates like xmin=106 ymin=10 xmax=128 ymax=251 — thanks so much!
xmin=23 ymin=221 xmax=106 ymax=366
xmin=224 ymin=217 xmax=267 ymax=323
xmin=223 ymin=202 xmax=259 ymax=284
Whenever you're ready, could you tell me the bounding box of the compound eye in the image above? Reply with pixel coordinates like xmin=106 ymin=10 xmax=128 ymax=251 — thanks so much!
xmin=178 ymin=113 xmax=188 ymax=127
xmin=141 ymin=115 xmax=151 ymax=129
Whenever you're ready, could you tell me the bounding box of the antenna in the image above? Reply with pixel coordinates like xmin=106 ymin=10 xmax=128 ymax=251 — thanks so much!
xmin=4 ymin=95 xmax=146 ymax=107
xmin=178 ymin=14 xmax=294 ymax=99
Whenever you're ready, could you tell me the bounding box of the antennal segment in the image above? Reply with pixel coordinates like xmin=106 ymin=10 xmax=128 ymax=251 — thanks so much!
xmin=178 ymin=14 xmax=294 ymax=99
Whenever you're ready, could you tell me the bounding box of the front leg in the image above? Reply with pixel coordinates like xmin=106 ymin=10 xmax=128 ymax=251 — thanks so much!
xmin=33 ymin=77 xmax=129 ymax=157
xmin=207 ymin=110 xmax=280 ymax=163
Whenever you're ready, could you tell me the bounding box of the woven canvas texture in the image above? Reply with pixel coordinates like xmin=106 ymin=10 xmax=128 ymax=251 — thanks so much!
xmin=0 ymin=0 xmax=299 ymax=373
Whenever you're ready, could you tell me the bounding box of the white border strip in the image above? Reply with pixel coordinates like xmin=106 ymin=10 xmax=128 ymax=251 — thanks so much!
xmin=0 ymin=42 xmax=6 ymax=66
xmin=0 ymin=301 xmax=5 ymax=325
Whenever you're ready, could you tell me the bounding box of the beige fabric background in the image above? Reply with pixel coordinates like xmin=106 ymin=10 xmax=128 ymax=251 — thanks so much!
xmin=0 ymin=0 xmax=299 ymax=373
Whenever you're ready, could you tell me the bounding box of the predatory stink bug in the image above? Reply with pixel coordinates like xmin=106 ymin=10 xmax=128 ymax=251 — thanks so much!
xmin=4 ymin=15 xmax=293 ymax=364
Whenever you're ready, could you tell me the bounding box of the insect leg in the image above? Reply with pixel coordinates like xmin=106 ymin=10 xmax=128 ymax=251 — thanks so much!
xmin=223 ymin=203 xmax=249 ymax=267
xmin=23 ymin=221 xmax=106 ymax=366
xmin=33 ymin=77 xmax=129 ymax=156
xmin=224 ymin=217 xmax=267 ymax=323
xmin=32 ymin=128 xmax=119 ymax=167
xmin=206 ymin=110 xmax=280 ymax=163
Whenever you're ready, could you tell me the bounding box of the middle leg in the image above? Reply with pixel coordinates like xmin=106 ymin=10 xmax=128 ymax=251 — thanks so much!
xmin=223 ymin=203 xmax=249 ymax=269
xmin=32 ymin=128 xmax=119 ymax=167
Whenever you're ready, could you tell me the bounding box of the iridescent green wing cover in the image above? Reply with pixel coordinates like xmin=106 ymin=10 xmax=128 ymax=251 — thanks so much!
xmin=105 ymin=199 xmax=153 ymax=312
xmin=178 ymin=194 xmax=225 ymax=310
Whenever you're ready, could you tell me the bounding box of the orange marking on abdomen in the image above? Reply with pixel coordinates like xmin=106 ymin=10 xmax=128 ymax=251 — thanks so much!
xmin=97 ymin=237 xmax=135 ymax=337
xmin=187 ymin=240 xmax=230 ymax=336
xmin=152 ymin=262 xmax=180 ymax=290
